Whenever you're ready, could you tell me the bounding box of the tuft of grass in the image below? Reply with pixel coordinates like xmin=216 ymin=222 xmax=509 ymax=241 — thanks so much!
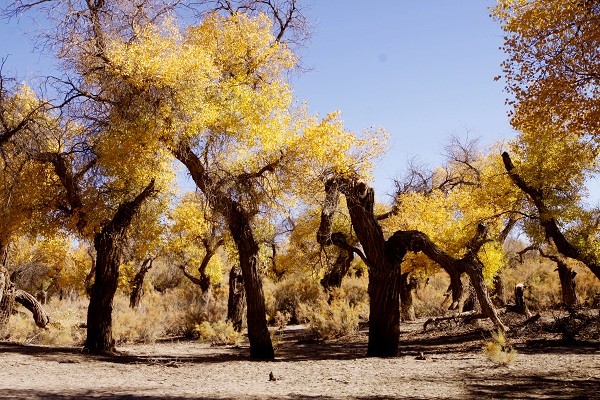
xmin=483 ymin=329 xmax=517 ymax=366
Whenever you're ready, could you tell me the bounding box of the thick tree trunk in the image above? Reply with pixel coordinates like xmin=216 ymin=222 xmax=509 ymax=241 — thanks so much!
xmin=227 ymin=265 xmax=246 ymax=332
xmin=129 ymin=257 xmax=154 ymax=309
xmin=399 ymin=272 xmax=416 ymax=321
xmin=321 ymin=248 xmax=353 ymax=291
xmin=556 ymin=261 xmax=578 ymax=308
xmin=368 ymin=267 xmax=401 ymax=356
xmin=84 ymin=180 xmax=155 ymax=354
xmin=234 ymin=231 xmax=274 ymax=359
xmin=318 ymin=177 xmax=405 ymax=357
xmin=0 ymin=265 xmax=15 ymax=338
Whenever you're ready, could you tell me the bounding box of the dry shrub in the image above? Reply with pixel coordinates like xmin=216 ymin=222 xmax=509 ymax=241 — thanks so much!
xmin=338 ymin=275 xmax=369 ymax=320
xmin=301 ymin=295 xmax=360 ymax=340
xmin=483 ymin=329 xmax=517 ymax=365
xmin=194 ymin=320 xmax=242 ymax=346
xmin=265 ymin=274 xmax=325 ymax=324
xmin=5 ymin=298 xmax=86 ymax=346
xmin=113 ymin=283 xmax=228 ymax=343
xmin=413 ymin=271 xmax=451 ymax=317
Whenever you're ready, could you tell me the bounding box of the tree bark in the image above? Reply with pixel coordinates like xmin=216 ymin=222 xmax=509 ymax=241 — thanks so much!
xmin=227 ymin=265 xmax=246 ymax=332
xmin=15 ymin=289 xmax=49 ymax=328
xmin=129 ymin=257 xmax=154 ymax=309
xmin=0 ymin=265 xmax=15 ymax=338
xmin=556 ymin=261 xmax=578 ymax=308
xmin=173 ymin=144 xmax=273 ymax=359
xmin=321 ymin=248 xmax=353 ymax=291
xmin=399 ymin=272 xmax=417 ymax=321
xmin=391 ymin=228 xmax=508 ymax=332
xmin=84 ymin=180 xmax=155 ymax=354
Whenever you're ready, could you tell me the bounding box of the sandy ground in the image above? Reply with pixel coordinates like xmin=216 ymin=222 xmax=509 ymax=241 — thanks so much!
xmin=1 ymin=317 xmax=599 ymax=399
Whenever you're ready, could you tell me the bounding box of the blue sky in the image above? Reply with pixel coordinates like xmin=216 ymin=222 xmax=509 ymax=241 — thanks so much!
xmin=292 ymin=1 xmax=514 ymax=199
xmin=0 ymin=1 xmax=515 ymax=200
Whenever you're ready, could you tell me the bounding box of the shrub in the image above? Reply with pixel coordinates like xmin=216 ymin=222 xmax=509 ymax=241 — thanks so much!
xmin=5 ymin=298 xmax=86 ymax=346
xmin=194 ymin=320 xmax=242 ymax=346
xmin=483 ymin=329 xmax=517 ymax=366
xmin=303 ymin=297 xmax=360 ymax=340
xmin=265 ymin=274 xmax=325 ymax=324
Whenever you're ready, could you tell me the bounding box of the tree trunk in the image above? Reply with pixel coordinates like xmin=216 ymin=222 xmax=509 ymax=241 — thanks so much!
xmin=0 ymin=265 xmax=15 ymax=338
xmin=399 ymin=272 xmax=416 ymax=321
xmin=513 ymin=283 xmax=532 ymax=317
xmin=446 ymin=268 xmax=465 ymax=311
xmin=233 ymin=229 xmax=274 ymax=359
xmin=129 ymin=257 xmax=154 ymax=309
xmin=227 ymin=265 xmax=246 ymax=332
xmin=173 ymin=144 xmax=273 ymax=359
xmin=15 ymin=289 xmax=49 ymax=328
xmin=368 ymin=267 xmax=401 ymax=356
xmin=321 ymin=248 xmax=353 ymax=291
xmin=84 ymin=180 xmax=155 ymax=354
xmin=317 ymin=177 xmax=405 ymax=357
xmin=556 ymin=261 xmax=578 ymax=308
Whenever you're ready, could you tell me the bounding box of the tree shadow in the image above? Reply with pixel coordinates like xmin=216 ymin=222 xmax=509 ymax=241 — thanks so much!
xmin=464 ymin=372 xmax=600 ymax=399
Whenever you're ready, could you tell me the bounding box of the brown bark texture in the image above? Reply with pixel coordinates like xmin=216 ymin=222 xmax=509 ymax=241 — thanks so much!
xmin=129 ymin=257 xmax=154 ymax=309
xmin=15 ymin=289 xmax=49 ymax=328
xmin=227 ymin=265 xmax=246 ymax=332
xmin=317 ymin=177 xmax=405 ymax=357
xmin=84 ymin=179 xmax=155 ymax=354
xmin=399 ymin=272 xmax=417 ymax=321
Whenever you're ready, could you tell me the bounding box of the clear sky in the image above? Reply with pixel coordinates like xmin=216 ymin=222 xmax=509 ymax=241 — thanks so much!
xmin=292 ymin=1 xmax=515 ymax=200
xmin=0 ymin=1 xmax=515 ymax=200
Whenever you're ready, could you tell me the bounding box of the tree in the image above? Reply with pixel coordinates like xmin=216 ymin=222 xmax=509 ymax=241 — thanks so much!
xmin=0 ymin=73 xmax=58 ymax=335
xmin=491 ymin=0 xmax=600 ymax=143
xmin=95 ymin=9 xmax=380 ymax=359
xmin=387 ymin=138 xmax=522 ymax=313
xmin=492 ymin=1 xmax=600 ymax=283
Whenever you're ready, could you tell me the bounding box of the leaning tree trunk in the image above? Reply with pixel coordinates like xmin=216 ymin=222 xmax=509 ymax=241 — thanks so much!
xmin=129 ymin=257 xmax=154 ymax=309
xmin=173 ymin=144 xmax=273 ymax=359
xmin=84 ymin=180 xmax=155 ymax=354
xmin=227 ymin=265 xmax=246 ymax=332
xmin=399 ymin=272 xmax=416 ymax=321
xmin=556 ymin=261 xmax=578 ymax=308
xmin=15 ymin=289 xmax=49 ymax=328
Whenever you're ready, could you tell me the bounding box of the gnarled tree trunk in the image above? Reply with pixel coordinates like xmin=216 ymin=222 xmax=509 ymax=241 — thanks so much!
xmin=129 ymin=257 xmax=154 ymax=309
xmin=0 ymin=264 xmax=15 ymax=338
xmin=15 ymin=289 xmax=49 ymax=328
xmin=227 ymin=265 xmax=245 ymax=332
xmin=400 ymin=272 xmax=417 ymax=321
xmin=321 ymin=248 xmax=353 ymax=291
xmin=84 ymin=180 xmax=155 ymax=354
